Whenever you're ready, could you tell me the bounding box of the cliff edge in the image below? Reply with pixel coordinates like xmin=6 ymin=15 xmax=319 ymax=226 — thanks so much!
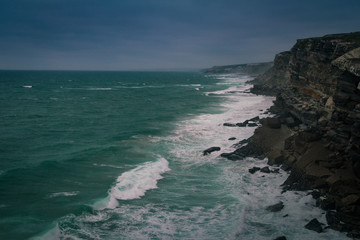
xmin=251 ymin=32 xmax=360 ymax=237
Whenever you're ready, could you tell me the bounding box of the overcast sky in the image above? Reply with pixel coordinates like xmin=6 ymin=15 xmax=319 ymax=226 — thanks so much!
xmin=0 ymin=0 xmax=359 ymax=71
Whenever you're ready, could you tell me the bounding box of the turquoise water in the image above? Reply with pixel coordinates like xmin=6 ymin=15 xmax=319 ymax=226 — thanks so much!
xmin=0 ymin=71 xmax=347 ymax=239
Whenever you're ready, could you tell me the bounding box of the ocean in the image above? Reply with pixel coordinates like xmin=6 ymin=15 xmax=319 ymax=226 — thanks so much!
xmin=0 ymin=71 xmax=347 ymax=239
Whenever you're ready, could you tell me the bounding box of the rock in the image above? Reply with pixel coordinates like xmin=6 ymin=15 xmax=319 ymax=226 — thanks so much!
xmin=266 ymin=201 xmax=284 ymax=212
xmin=249 ymin=167 xmax=261 ymax=174
xmin=326 ymin=211 xmax=340 ymax=228
xmin=285 ymin=117 xmax=296 ymax=127
xmin=310 ymin=190 xmax=321 ymax=200
xmin=273 ymin=237 xmax=287 ymax=240
xmin=223 ymin=123 xmax=236 ymax=127
xmin=260 ymin=166 xmax=271 ymax=173
xmin=316 ymin=197 xmax=336 ymax=211
xmin=203 ymin=147 xmax=221 ymax=156
xmin=220 ymin=152 xmax=243 ymax=161
xmin=347 ymin=230 xmax=360 ymax=238
xmin=332 ymin=47 xmax=360 ymax=77
xmin=266 ymin=117 xmax=282 ymax=129
xmin=228 ymin=137 xmax=236 ymax=140
xmin=247 ymin=122 xmax=258 ymax=127
xmin=236 ymin=121 xmax=248 ymax=127
xmin=236 ymin=139 xmax=248 ymax=145
xmin=304 ymin=218 xmax=323 ymax=233
xmin=267 ymin=150 xmax=285 ymax=165
xmin=249 ymin=116 xmax=260 ymax=122
xmin=246 ymin=32 xmax=360 ymax=236
xmin=341 ymin=194 xmax=360 ymax=206
xmin=326 ymin=211 xmax=352 ymax=232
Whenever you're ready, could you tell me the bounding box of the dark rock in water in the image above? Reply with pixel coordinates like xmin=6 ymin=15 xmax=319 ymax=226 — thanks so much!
xmin=326 ymin=211 xmax=352 ymax=232
xmin=266 ymin=201 xmax=284 ymax=212
xmin=273 ymin=237 xmax=287 ymax=240
xmin=347 ymin=231 xmax=360 ymax=239
xmin=247 ymin=122 xmax=258 ymax=127
xmin=203 ymin=147 xmax=221 ymax=156
xmin=305 ymin=218 xmax=323 ymax=233
xmin=220 ymin=152 xmax=232 ymax=158
xmin=249 ymin=116 xmax=260 ymax=122
xmin=236 ymin=121 xmax=247 ymax=127
xmin=228 ymin=137 xmax=236 ymax=140
xmin=220 ymin=152 xmax=243 ymax=161
xmin=260 ymin=166 xmax=271 ymax=173
xmin=310 ymin=190 xmax=321 ymax=200
xmin=249 ymin=167 xmax=261 ymax=174
xmin=227 ymin=154 xmax=243 ymax=161
xmin=223 ymin=123 xmax=237 ymax=127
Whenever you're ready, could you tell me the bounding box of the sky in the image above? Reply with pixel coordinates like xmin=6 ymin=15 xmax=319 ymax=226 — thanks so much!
xmin=0 ymin=0 xmax=359 ymax=71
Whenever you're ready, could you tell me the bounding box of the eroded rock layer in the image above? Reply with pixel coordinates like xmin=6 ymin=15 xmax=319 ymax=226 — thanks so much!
xmin=252 ymin=32 xmax=360 ymax=237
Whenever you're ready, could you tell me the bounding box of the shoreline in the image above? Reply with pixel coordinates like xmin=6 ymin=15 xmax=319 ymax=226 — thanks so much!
xmin=219 ymin=94 xmax=352 ymax=239
xmin=207 ymin=32 xmax=360 ymax=239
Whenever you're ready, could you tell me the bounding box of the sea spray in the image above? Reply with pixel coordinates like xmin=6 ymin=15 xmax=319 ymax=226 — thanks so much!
xmin=107 ymin=156 xmax=170 ymax=208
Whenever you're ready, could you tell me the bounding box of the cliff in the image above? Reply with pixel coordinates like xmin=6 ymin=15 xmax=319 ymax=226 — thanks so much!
xmin=203 ymin=62 xmax=273 ymax=75
xmin=251 ymin=32 xmax=360 ymax=237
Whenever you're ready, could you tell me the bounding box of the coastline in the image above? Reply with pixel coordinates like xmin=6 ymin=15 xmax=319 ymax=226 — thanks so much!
xmin=208 ymin=32 xmax=360 ymax=239
xmin=219 ymin=89 xmax=355 ymax=239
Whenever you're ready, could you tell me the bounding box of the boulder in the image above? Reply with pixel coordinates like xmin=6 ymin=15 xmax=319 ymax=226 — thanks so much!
xmin=266 ymin=201 xmax=284 ymax=212
xmin=228 ymin=137 xmax=236 ymax=141
xmin=236 ymin=122 xmax=247 ymax=127
xmin=304 ymin=218 xmax=323 ymax=233
xmin=273 ymin=237 xmax=287 ymax=240
xmin=267 ymin=150 xmax=285 ymax=165
xmin=220 ymin=152 xmax=243 ymax=161
xmin=203 ymin=147 xmax=221 ymax=156
xmin=326 ymin=211 xmax=352 ymax=232
xmin=247 ymin=122 xmax=258 ymax=127
xmin=285 ymin=117 xmax=296 ymax=127
xmin=260 ymin=166 xmax=271 ymax=173
xmin=223 ymin=123 xmax=236 ymax=127
xmin=249 ymin=167 xmax=261 ymax=174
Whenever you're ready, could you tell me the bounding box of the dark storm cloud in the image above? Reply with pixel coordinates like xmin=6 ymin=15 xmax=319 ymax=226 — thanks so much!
xmin=0 ymin=0 xmax=359 ymax=70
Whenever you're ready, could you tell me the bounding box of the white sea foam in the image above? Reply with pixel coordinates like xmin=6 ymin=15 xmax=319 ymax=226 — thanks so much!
xmin=115 ymin=85 xmax=166 ymax=89
xmin=48 ymin=191 xmax=79 ymax=198
xmin=29 ymin=224 xmax=61 ymax=240
xmin=87 ymin=87 xmax=112 ymax=91
xmin=106 ymin=156 xmax=170 ymax=208
xmin=93 ymin=163 xmax=123 ymax=169
xmin=65 ymin=87 xmax=112 ymax=91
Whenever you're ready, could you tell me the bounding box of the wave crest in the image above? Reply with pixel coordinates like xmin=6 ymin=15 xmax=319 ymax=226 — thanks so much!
xmin=107 ymin=156 xmax=170 ymax=208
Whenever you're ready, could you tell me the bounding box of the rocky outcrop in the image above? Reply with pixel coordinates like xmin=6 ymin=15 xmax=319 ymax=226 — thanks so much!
xmin=250 ymin=51 xmax=292 ymax=95
xmin=251 ymin=32 xmax=360 ymax=237
xmin=203 ymin=147 xmax=221 ymax=156
xmin=203 ymin=62 xmax=273 ymax=75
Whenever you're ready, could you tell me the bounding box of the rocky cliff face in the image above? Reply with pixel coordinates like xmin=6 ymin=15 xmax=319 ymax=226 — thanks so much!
xmin=253 ymin=32 xmax=360 ymax=237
